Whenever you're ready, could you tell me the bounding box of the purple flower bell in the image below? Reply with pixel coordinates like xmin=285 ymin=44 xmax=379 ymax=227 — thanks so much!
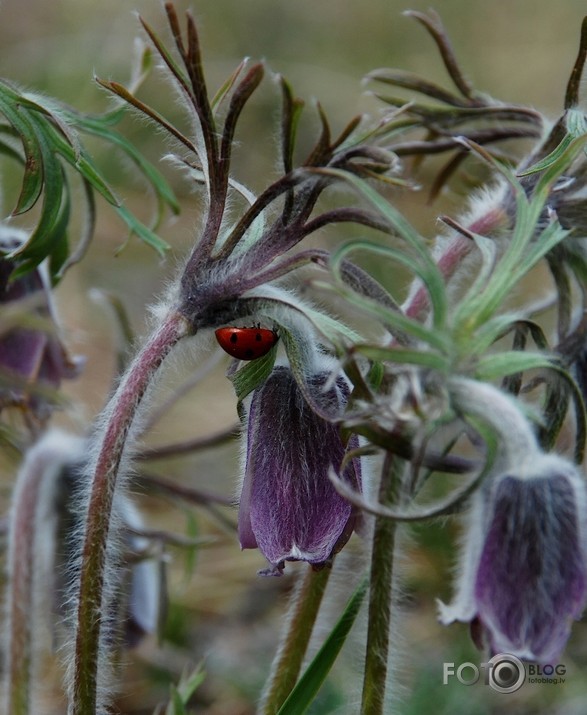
xmin=238 ymin=364 xmax=361 ymax=575
xmin=0 ymin=229 xmax=81 ymax=419
xmin=439 ymin=455 xmax=587 ymax=663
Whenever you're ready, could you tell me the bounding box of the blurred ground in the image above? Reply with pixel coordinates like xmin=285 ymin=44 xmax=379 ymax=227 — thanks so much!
xmin=2 ymin=1 xmax=587 ymax=713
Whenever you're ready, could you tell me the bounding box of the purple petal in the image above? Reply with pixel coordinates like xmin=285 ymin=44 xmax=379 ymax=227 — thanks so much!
xmin=475 ymin=473 xmax=586 ymax=662
xmin=238 ymin=385 xmax=259 ymax=550
xmin=40 ymin=337 xmax=85 ymax=384
xmin=239 ymin=366 xmax=360 ymax=569
xmin=0 ymin=329 xmax=47 ymax=378
xmin=0 ymin=255 xmax=83 ymax=417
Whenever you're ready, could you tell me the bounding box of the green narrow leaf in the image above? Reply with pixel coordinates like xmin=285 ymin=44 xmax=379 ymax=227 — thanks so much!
xmin=71 ymin=115 xmax=180 ymax=215
xmin=366 ymin=361 xmax=384 ymax=391
xmin=9 ymin=114 xmax=65 ymax=268
xmin=47 ymin=180 xmax=71 ymax=281
xmin=35 ymin=98 xmax=175 ymax=254
xmin=518 ymin=110 xmax=587 ymax=179
xmin=467 ymin=312 xmax=526 ymax=358
xmin=164 ymin=665 xmax=206 ymax=715
xmin=0 ymin=86 xmax=44 ymax=214
xmin=210 ymin=58 xmax=248 ymax=111
xmin=114 ymin=204 xmax=170 ymax=256
xmin=229 ymin=346 xmax=278 ymax=404
xmin=547 ymin=363 xmax=587 ymax=465
xmin=319 ymin=169 xmax=448 ymax=329
xmin=39 ymin=118 xmax=172 ymax=255
xmin=168 ymin=685 xmax=187 ymax=715
xmin=475 ymin=351 xmax=557 ymax=382
xmin=329 ymin=238 xmax=450 ymax=343
xmin=277 ymin=576 xmax=368 ymax=715
xmin=176 ymin=665 xmax=206 ymax=704
xmin=352 ymin=343 xmax=450 ymax=371
xmin=517 ymin=133 xmax=575 ymax=177
xmin=280 ymin=75 xmax=305 ymax=174
xmin=313 ymin=278 xmax=449 ymax=353
xmin=56 ymin=178 xmax=96 ymax=279
xmin=13 ymin=178 xmax=71 ymax=282
xmin=454 ymin=179 xmax=563 ymax=335
xmin=451 ymin=232 xmax=497 ymax=330
xmin=538 ymin=373 xmax=569 ymax=453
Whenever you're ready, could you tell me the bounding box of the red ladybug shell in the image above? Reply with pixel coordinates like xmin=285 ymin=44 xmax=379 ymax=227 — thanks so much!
xmin=214 ymin=326 xmax=278 ymax=360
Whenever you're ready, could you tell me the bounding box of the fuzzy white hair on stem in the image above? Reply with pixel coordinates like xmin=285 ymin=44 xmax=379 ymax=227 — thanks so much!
xmin=5 ymin=430 xmax=86 ymax=715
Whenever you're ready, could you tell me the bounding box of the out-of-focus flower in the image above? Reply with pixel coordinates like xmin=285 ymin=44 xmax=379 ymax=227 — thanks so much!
xmin=39 ymin=435 xmax=165 ymax=648
xmin=6 ymin=429 xmax=165 ymax=715
xmin=238 ymin=364 xmax=361 ymax=575
xmin=0 ymin=228 xmax=82 ymax=419
xmin=438 ymin=454 xmax=587 ymax=663
xmin=117 ymin=499 xmax=166 ymax=648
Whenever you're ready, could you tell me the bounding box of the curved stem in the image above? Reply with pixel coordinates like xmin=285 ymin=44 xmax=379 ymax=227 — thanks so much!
xmin=329 ymin=462 xmax=482 ymax=521
xmin=70 ymin=311 xmax=188 ymax=715
xmin=360 ymin=454 xmax=401 ymax=715
xmin=6 ymin=434 xmax=83 ymax=715
xmin=259 ymin=565 xmax=331 ymax=714
xmin=448 ymin=376 xmax=539 ymax=465
xmin=6 ymin=452 xmax=45 ymax=715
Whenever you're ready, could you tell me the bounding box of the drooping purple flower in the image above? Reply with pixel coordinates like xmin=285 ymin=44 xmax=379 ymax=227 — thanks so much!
xmin=238 ymin=364 xmax=361 ymax=574
xmin=0 ymin=229 xmax=82 ymax=418
xmin=439 ymin=455 xmax=587 ymax=663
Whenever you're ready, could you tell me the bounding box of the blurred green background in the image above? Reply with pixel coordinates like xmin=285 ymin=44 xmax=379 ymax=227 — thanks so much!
xmin=2 ymin=1 xmax=587 ymax=713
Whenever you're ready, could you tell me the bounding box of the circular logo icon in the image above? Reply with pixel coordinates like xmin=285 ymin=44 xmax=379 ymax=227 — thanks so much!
xmin=487 ymin=653 xmax=526 ymax=693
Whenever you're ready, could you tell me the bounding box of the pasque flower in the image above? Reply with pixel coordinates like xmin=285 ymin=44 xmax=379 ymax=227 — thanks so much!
xmin=238 ymin=363 xmax=361 ymax=574
xmin=440 ymin=379 xmax=587 ymax=663
xmin=0 ymin=228 xmax=81 ymax=419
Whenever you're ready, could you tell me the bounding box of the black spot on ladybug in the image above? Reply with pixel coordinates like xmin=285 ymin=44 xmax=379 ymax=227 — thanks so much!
xmin=245 ymin=348 xmax=254 ymax=358
xmin=255 ymin=332 xmax=262 ymax=341
xmin=230 ymin=332 xmax=238 ymax=344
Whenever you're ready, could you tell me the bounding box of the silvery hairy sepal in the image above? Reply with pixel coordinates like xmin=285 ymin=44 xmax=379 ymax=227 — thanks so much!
xmin=0 ymin=227 xmax=82 ymax=418
xmin=438 ymin=453 xmax=587 ymax=663
xmin=238 ymin=362 xmax=361 ymax=575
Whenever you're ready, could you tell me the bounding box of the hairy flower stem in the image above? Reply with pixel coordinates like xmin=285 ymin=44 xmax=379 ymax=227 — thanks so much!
xmin=260 ymin=565 xmax=331 ymax=714
xmin=360 ymin=454 xmax=401 ymax=715
xmin=6 ymin=454 xmax=45 ymax=715
xmin=449 ymin=377 xmax=539 ymax=462
xmin=70 ymin=312 xmax=188 ymax=715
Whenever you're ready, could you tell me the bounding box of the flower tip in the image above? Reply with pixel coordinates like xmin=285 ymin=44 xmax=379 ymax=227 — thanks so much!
xmin=258 ymin=562 xmax=284 ymax=577
xmin=435 ymin=597 xmax=474 ymax=626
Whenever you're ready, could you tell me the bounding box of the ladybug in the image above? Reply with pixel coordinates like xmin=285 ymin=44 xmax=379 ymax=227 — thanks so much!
xmin=214 ymin=325 xmax=279 ymax=360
